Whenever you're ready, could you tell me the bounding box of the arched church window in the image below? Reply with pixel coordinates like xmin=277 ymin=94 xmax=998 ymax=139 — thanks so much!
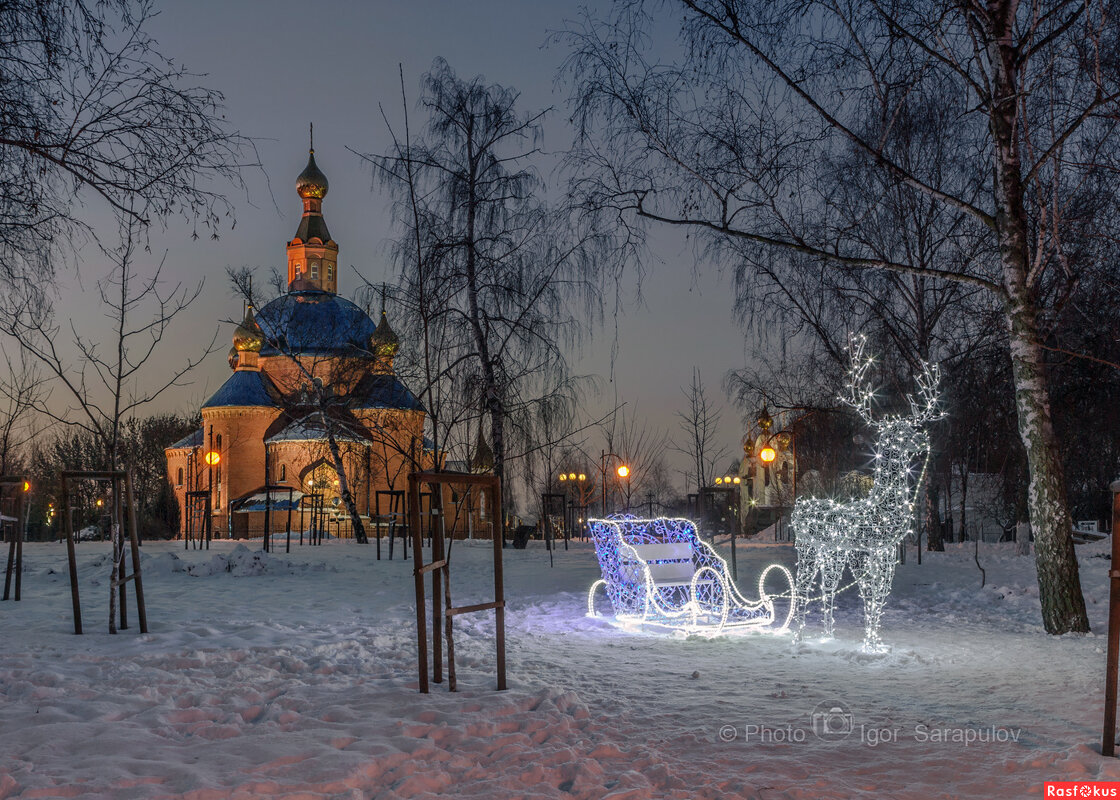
xmin=280 ymin=464 xmax=286 ymax=481
xmin=310 ymin=261 xmax=320 ymax=279
xmin=177 ymin=467 xmax=183 ymax=486
xmin=216 ymin=434 xmax=222 ymax=450
xmin=294 ymin=263 xmax=301 ymax=277
xmin=326 ymin=263 xmax=333 ymax=281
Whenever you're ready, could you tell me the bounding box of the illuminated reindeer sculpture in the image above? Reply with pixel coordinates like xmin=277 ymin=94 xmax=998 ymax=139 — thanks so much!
xmin=791 ymin=337 xmax=942 ymax=651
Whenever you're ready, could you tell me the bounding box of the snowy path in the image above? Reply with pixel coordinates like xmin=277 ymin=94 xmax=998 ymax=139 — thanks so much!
xmin=0 ymin=537 xmax=1118 ymax=798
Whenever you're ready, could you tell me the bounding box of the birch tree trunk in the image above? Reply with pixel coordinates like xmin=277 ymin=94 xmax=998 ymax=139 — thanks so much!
xmin=988 ymin=23 xmax=1087 ymax=633
xmin=1003 ymin=292 xmax=1087 ymax=631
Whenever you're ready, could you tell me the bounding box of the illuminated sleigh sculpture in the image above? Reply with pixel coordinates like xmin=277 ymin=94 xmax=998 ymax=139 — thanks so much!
xmin=587 ymin=516 xmax=795 ymax=635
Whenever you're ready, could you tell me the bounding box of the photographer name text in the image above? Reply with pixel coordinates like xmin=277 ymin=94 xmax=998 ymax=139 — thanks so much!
xmin=735 ymin=723 xmax=1022 ymax=747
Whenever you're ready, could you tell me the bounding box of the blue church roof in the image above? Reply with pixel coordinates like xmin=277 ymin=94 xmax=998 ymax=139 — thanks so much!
xmin=255 ymin=290 xmax=377 ymax=356
xmin=202 ymin=370 xmax=281 ymax=409
xmin=351 ymin=373 xmax=423 ymax=411
xmin=167 ymin=428 xmax=204 ymax=450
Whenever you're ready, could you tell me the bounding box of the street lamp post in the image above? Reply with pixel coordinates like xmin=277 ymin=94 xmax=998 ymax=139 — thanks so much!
xmin=557 ymin=470 xmax=588 ymax=549
xmin=204 ymin=425 xmax=221 ymax=543
xmin=713 ymin=474 xmax=743 ymax=580
xmin=598 ymin=452 xmax=630 ymax=517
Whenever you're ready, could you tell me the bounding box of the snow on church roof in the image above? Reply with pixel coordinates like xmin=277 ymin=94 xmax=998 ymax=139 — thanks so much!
xmin=265 ymin=414 xmax=369 ymax=445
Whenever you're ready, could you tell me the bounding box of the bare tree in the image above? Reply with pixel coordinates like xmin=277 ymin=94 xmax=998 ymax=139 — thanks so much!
xmin=3 ymin=223 xmax=212 ymax=470
xmin=599 ymin=405 xmax=670 ymax=512
xmin=0 ymin=346 xmax=45 ymax=474
xmin=559 ymin=0 xmax=1119 ymax=633
xmin=364 ymin=58 xmax=607 ymax=520
xmin=639 ymin=454 xmax=679 ymax=515
xmin=1 ymin=221 xmax=212 ymax=630
xmin=0 ymin=0 xmax=246 ymax=292
xmin=724 ymin=86 xmax=1006 ymax=551
xmin=672 ymin=368 xmax=728 ymax=495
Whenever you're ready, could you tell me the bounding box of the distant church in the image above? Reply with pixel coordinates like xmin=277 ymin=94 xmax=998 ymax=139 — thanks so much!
xmin=165 ymin=147 xmax=492 ymax=540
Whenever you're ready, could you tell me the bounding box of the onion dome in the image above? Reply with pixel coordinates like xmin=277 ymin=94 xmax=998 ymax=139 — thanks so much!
xmin=256 ymin=290 xmax=377 ymax=356
xmin=227 ymin=346 xmax=240 ymax=369
xmin=370 ymin=310 xmax=400 ymax=357
xmin=296 ymin=150 xmax=329 ymax=199
xmin=233 ymin=306 xmax=264 ymax=352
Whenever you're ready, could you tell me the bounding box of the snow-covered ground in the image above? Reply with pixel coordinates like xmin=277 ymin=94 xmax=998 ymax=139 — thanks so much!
xmin=1 ymin=533 xmax=1118 ymax=799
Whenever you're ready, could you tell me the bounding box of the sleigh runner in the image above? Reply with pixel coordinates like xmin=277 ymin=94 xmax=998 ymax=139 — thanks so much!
xmin=587 ymin=516 xmax=795 ymax=635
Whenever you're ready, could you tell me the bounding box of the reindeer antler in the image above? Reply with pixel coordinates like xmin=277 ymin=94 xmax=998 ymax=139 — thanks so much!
xmin=908 ymin=360 xmax=945 ymax=423
xmin=839 ymin=334 xmax=876 ymax=424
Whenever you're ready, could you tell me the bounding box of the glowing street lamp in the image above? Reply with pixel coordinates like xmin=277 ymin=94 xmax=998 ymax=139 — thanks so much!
xmin=204 ymin=451 xmax=221 ymax=466
xmin=616 ymin=464 xmax=633 ymax=509
xmin=557 ymin=470 xmax=591 ymax=542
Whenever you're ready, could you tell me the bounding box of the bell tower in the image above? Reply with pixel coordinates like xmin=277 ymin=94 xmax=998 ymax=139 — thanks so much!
xmin=287 ymin=125 xmax=339 ymax=293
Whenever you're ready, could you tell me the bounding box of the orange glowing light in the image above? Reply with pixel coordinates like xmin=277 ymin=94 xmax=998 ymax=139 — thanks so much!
xmin=759 ymin=447 xmax=777 ymax=463
xmin=616 ymin=465 xmax=630 ymax=478
xmin=21 ymin=480 xmax=29 ymax=492
xmin=204 ymin=451 xmax=221 ymax=466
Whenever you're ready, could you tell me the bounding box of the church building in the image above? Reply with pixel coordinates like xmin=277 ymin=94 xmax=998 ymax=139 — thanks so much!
xmin=165 ymin=148 xmax=490 ymax=540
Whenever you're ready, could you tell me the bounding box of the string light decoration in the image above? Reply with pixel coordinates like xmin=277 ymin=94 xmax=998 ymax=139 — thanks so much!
xmin=791 ymin=335 xmax=943 ymax=651
xmin=587 ymin=515 xmax=795 ymax=635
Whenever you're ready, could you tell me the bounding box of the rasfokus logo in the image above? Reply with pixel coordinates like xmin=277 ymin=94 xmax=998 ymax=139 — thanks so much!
xmin=1044 ymin=783 xmax=1119 ymax=797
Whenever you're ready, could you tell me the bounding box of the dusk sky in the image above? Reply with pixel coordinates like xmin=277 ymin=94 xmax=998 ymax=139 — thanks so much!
xmin=55 ymin=0 xmax=756 ymax=484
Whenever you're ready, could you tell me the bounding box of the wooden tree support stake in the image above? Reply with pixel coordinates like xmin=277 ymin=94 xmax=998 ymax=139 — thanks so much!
xmin=1103 ymin=480 xmax=1120 ymax=757
xmin=61 ymin=470 xmax=148 ymax=635
xmin=1 ymin=477 xmax=28 ymax=602
xmin=410 ymin=471 xmax=506 ymax=694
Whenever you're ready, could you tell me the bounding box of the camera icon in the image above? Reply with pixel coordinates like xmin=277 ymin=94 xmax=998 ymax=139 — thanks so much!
xmin=811 ymin=700 xmax=854 ymax=741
